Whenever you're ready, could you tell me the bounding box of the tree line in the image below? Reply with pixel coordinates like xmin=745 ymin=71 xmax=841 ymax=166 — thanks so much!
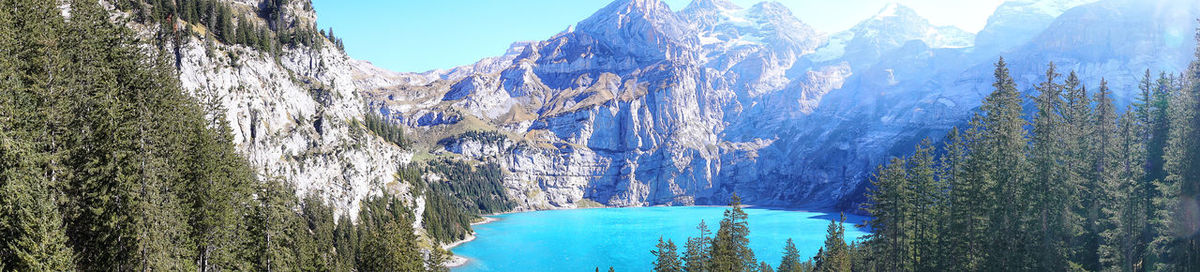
xmin=364 ymin=111 xmax=412 ymax=149
xmin=0 ymin=0 xmax=445 ymax=270
xmin=113 ymin=0 xmax=333 ymax=60
xmin=640 ymin=194 xmax=866 ymax=272
xmin=642 ymin=26 xmax=1200 ymax=272
xmin=400 ymin=159 xmax=515 ymax=244
xmin=855 ymin=50 xmax=1199 ymax=270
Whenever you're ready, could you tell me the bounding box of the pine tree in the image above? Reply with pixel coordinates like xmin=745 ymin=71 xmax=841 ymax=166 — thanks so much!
xmin=183 ymin=0 xmax=198 ymax=23
xmin=1099 ymin=108 xmax=1146 ymax=272
xmin=62 ymin=0 xmax=197 ymax=269
xmin=1058 ymin=71 xmax=1099 ymax=270
xmin=354 ymin=195 xmax=424 ymax=271
xmin=653 ymin=237 xmax=683 ymax=272
xmin=1027 ymin=62 xmax=1076 ymax=271
xmin=236 ymin=17 xmax=251 ymax=46
xmin=948 ymin=116 xmax=994 ymax=271
xmin=863 ymin=157 xmax=911 ymax=271
xmin=778 ymin=238 xmax=802 ymax=272
xmin=251 ymin=178 xmax=306 ymax=271
xmin=759 ymin=262 xmax=774 ymax=272
xmin=301 ymin=194 xmax=337 ymax=271
xmin=184 ymin=112 xmax=257 ymax=271
xmin=426 ymin=247 xmax=451 ymax=272
xmin=1135 ymin=70 xmax=1170 ymax=185
xmin=333 ymin=214 xmax=358 ymax=272
xmin=1080 ymin=79 xmax=1120 ymax=271
xmin=709 ymin=194 xmax=756 ymax=272
xmin=356 ymin=219 xmax=424 ymax=272
xmin=847 ymin=242 xmax=869 ymax=272
xmin=1154 ymin=29 xmax=1200 ymax=271
xmin=938 ymin=126 xmax=979 ymax=271
xmin=0 ymin=0 xmax=74 ymax=269
xmin=0 ymin=133 xmax=75 ymax=271
xmin=813 ymin=215 xmax=851 ymax=272
xmin=682 ymin=220 xmax=711 ymax=272
xmin=980 ymin=57 xmax=1030 ymax=269
xmin=1140 ymin=72 xmax=1175 ymax=270
xmin=907 ymin=139 xmax=941 ymax=271
xmin=5 ymin=0 xmax=74 ymax=261
xmin=216 ymin=4 xmax=233 ymax=43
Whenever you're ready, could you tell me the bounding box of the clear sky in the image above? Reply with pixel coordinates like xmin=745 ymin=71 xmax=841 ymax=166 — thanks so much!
xmin=311 ymin=0 xmax=1006 ymax=73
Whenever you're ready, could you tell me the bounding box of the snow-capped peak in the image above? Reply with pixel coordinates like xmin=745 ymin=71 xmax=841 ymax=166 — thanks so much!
xmin=682 ymin=0 xmax=742 ymax=12
xmin=575 ymin=0 xmax=692 ymax=44
xmin=871 ymin=2 xmax=919 ymax=20
xmin=1004 ymin=0 xmax=1100 ymax=17
xmin=579 ymin=0 xmax=677 ymax=30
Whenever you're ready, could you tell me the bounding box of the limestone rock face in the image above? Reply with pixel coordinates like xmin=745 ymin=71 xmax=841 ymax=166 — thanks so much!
xmin=146 ymin=0 xmax=419 ymax=220
xmin=149 ymin=0 xmax=1200 ymax=215
xmin=349 ymin=0 xmax=1199 ymax=211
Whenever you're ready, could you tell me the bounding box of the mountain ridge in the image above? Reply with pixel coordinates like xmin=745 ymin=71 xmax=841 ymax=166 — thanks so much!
xmin=353 ymin=0 xmax=1196 ymax=211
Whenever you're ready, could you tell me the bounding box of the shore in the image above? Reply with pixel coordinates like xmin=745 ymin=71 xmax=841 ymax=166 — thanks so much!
xmin=438 ymin=204 xmax=838 ymax=268
xmin=442 ymin=216 xmax=500 ymax=268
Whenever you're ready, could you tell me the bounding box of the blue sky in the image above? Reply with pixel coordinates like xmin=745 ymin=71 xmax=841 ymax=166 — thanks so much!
xmin=311 ymin=0 xmax=1005 ymax=73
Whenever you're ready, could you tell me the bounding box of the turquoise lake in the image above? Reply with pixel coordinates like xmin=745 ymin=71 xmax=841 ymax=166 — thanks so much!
xmin=451 ymin=206 xmax=870 ymax=271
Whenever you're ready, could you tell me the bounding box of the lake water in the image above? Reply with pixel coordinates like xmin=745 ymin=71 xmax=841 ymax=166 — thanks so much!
xmin=451 ymin=206 xmax=870 ymax=271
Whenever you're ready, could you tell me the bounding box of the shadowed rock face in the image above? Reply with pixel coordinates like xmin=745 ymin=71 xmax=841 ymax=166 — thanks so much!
xmin=353 ymin=0 xmax=1199 ymax=211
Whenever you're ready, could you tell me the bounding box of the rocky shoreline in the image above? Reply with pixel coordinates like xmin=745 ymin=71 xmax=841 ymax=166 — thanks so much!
xmin=442 ymin=216 xmax=500 ymax=268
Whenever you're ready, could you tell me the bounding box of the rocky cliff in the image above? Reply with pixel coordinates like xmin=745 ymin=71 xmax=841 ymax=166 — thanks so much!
xmin=120 ymin=0 xmax=420 ymax=221
xmin=127 ymin=0 xmax=1200 ymax=216
xmin=353 ymin=0 xmax=1200 ymax=211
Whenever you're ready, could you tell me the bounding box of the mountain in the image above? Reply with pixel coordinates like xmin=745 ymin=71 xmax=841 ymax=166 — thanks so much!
xmin=355 ymin=0 xmax=1199 ymax=210
xmin=20 ymin=0 xmax=1192 ymax=268
xmin=822 ymin=3 xmax=973 ymax=67
xmin=974 ymin=0 xmax=1101 ymax=56
xmin=163 ymin=1 xmax=417 ymax=217
xmin=1000 ymin=0 xmax=1200 ymax=104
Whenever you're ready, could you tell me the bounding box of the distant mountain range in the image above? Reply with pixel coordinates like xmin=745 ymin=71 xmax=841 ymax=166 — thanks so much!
xmin=350 ymin=0 xmax=1200 ymax=210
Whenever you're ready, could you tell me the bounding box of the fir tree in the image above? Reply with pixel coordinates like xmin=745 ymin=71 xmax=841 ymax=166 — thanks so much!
xmin=778 ymin=238 xmax=802 ymax=272
xmin=216 ymin=4 xmax=233 ymax=43
xmin=0 ymin=0 xmax=75 ymax=269
xmin=426 ymin=247 xmax=451 ymax=272
xmin=682 ymin=220 xmax=711 ymax=272
xmin=251 ymin=178 xmax=306 ymax=271
xmin=184 ymin=109 xmax=257 ymax=271
xmin=1027 ymin=62 xmax=1075 ymax=271
xmin=355 ymin=195 xmax=424 ymax=271
xmin=709 ymin=194 xmax=756 ymax=272
xmin=759 ymin=262 xmax=774 ymax=272
xmin=1154 ymin=28 xmax=1200 ymax=271
xmin=939 ymin=126 xmax=985 ymax=271
xmin=64 ymin=0 xmax=197 ymax=269
xmin=1099 ymin=108 xmax=1147 ymax=272
xmin=813 ymin=215 xmax=851 ymax=272
xmin=980 ymin=57 xmax=1031 ymax=270
xmin=300 ymin=194 xmax=337 ymax=271
xmin=0 ymin=132 xmax=75 ymax=271
xmin=863 ymin=157 xmax=911 ymax=271
xmin=907 ymin=139 xmax=941 ymax=271
xmin=652 ymin=237 xmax=683 ymax=272
xmin=333 ymin=214 xmax=359 ymax=272
xmin=1081 ymin=79 xmax=1120 ymax=271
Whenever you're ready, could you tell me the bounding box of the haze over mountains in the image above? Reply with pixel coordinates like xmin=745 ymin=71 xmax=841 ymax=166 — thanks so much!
xmin=349 ymin=0 xmax=1199 ymax=210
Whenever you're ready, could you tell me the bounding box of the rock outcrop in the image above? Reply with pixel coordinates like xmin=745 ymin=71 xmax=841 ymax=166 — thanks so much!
xmin=133 ymin=0 xmax=419 ymax=219
xmin=353 ymin=0 xmax=1199 ymax=211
